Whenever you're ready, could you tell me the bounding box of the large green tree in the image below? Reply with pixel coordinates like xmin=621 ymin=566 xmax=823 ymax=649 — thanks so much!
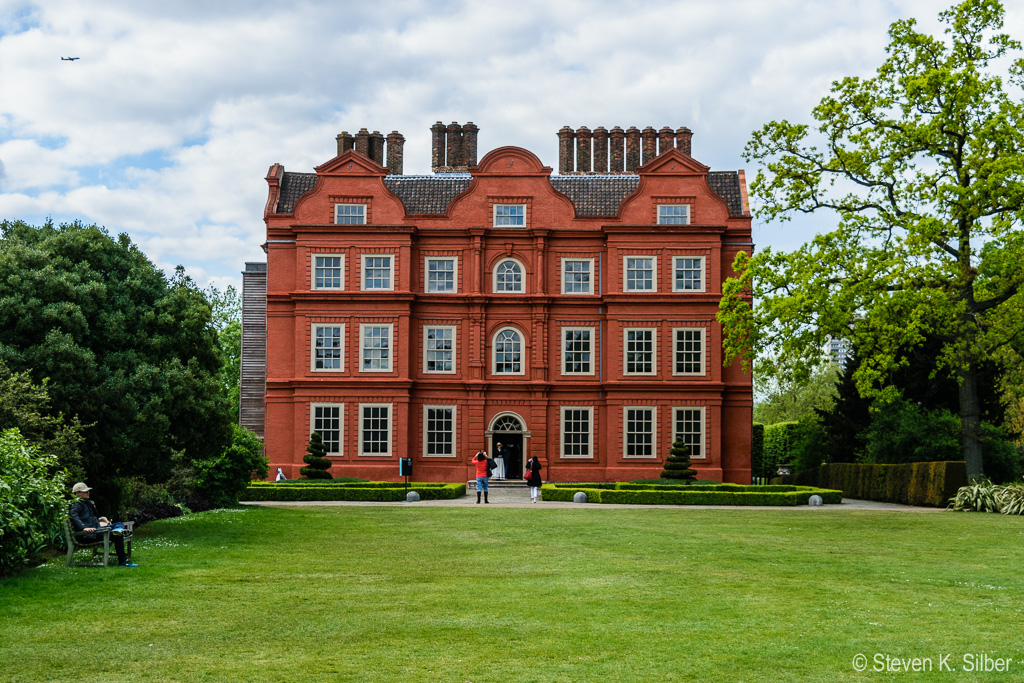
xmin=720 ymin=0 xmax=1024 ymax=476
xmin=0 ymin=220 xmax=232 ymax=487
xmin=206 ymin=285 xmax=241 ymax=423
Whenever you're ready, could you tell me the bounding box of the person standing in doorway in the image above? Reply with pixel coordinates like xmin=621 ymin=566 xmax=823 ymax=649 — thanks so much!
xmin=493 ymin=442 xmax=507 ymax=480
xmin=471 ymin=450 xmax=490 ymax=504
xmin=525 ymin=454 xmax=542 ymax=503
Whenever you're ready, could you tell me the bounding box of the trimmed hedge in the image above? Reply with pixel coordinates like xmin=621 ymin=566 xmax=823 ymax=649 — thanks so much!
xmin=542 ymin=482 xmax=842 ymax=506
xmin=242 ymin=482 xmax=465 ymax=502
xmin=774 ymin=461 xmax=967 ymax=507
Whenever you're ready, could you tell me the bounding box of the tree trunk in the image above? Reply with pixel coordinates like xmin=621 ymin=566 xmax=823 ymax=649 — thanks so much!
xmin=958 ymin=364 xmax=983 ymax=478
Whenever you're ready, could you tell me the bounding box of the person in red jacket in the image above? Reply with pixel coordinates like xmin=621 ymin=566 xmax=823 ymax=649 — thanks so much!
xmin=470 ymin=450 xmax=491 ymax=504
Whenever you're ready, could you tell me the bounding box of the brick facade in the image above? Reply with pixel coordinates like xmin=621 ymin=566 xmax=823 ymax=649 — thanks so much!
xmin=254 ymin=123 xmax=754 ymax=483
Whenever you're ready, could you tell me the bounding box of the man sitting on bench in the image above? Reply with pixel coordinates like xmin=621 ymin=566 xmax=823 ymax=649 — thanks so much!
xmin=69 ymin=482 xmax=137 ymax=567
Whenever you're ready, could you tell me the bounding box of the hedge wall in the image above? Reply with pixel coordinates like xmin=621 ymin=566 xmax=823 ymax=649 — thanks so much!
xmin=242 ymin=482 xmax=465 ymax=502
xmin=774 ymin=461 xmax=967 ymax=507
xmin=751 ymin=423 xmax=765 ymax=477
xmin=542 ymin=483 xmax=842 ymax=506
xmin=762 ymin=421 xmax=800 ymax=474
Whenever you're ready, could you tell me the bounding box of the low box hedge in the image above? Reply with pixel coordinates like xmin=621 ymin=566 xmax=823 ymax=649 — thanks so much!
xmin=242 ymin=482 xmax=465 ymax=502
xmin=777 ymin=461 xmax=967 ymax=507
xmin=542 ymin=483 xmax=842 ymax=506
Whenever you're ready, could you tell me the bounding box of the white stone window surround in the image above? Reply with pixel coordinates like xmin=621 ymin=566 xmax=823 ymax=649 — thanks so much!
xmin=311 ymin=322 xmax=346 ymax=372
xmin=311 ymin=253 xmax=345 ymax=290
xmin=359 ymin=403 xmax=392 ymax=456
xmin=623 ymin=405 xmax=657 ymax=459
xmin=493 ymin=203 xmax=526 ymax=227
xmin=425 ymin=256 xmax=458 ymax=293
xmin=657 ymin=204 xmax=690 ymax=225
xmin=560 ymin=406 xmax=593 ymax=459
xmin=423 ymin=404 xmax=457 ymax=458
xmin=561 ymin=326 xmax=596 ymax=376
xmin=359 ymin=323 xmax=393 ymax=372
xmin=673 ymin=405 xmax=706 ymax=460
xmin=492 ymin=326 xmax=525 ymax=375
xmin=361 ymin=254 xmax=394 ymax=291
xmin=493 ymin=258 xmax=525 ymax=293
xmin=310 ymin=402 xmax=344 ymax=456
xmin=671 ymin=255 xmax=705 ymax=293
xmin=623 ymin=326 xmax=657 ymax=376
xmin=423 ymin=325 xmax=456 ymax=374
xmin=561 ymin=257 xmax=595 ymax=295
xmin=624 ymin=255 xmax=658 ymax=292
xmin=673 ymin=327 xmax=705 ymax=376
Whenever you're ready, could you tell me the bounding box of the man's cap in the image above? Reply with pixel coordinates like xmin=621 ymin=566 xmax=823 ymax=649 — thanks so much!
xmin=71 ymin=482 xmax=92 ymax=493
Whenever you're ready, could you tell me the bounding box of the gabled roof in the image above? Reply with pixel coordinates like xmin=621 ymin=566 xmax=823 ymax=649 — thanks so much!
xmin=277 ymin=172 xmax=317 ymax=214
xmin=707 ymin=172 xmax=744 ymax=217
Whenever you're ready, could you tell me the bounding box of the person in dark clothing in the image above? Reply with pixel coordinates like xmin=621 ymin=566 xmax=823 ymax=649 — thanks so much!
xmin=525 ymin=455 xmax=542 ymax=503
xmin=68 ymin=482 xmax=136 ymax=567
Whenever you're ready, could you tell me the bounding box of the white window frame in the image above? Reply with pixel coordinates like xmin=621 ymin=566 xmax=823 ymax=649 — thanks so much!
xmin=423 ymin=325 xmax=456 ymax=374
xmin=492 ymin=326 xmax=525 ymax=376
xmin=673 ymin=406 xmax=706 ymax=460
xmin=560 ymin=406 xmax=593 ymax=459
xmin=657 ymin=204 xmax=690 ymax=225
xmin=623 ymin=327 xmax=657 ymax=376
xmin=623 ymin=255 xmax=657 ymax=292
xmin=311 ymin=323 xmax=345 ymax=372
xmin=561 ymin=258 xmax=594 ymax=295
xmin=310 ymin=402 xmax=344 ymax=456
xmin=361 ymin=254 xmax=394 ymax=291
xmin=493 ymin=258 xmax=525 ymax=293
xmin=425 ymin=257 xmax=458 ymax=293
xmin=673 ymin=327 xmax=705 ymax=376
xmin=672 ymin=255 xmax=705 ymax=293
xmin=493 ymin=203 xmax=526 ymax=227
xmin=334 ymin=203 xmax=366 ymax=224
xmin=561 ymin=326 xmax=595 ymax=376
xmin=423 ymin=404 xmax=457 ymax=458
xmin=311 ymin=253 xmax=345 ymax=291
xmin=358 ymin=403 xmax=392 ymax=456
xmin=623 ymin=406 xmax=657 ymax=459
xmin=360 ymin=323 xmax=393 ymax=372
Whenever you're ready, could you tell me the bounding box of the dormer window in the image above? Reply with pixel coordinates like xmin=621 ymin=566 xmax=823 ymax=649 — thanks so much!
xmin=493 ymin=204 xmax=525 ymax=227
xmin=657 ymin=204 xmax=689 ymax=225
xmin=335 ymin=204 xmax=366 ymax=224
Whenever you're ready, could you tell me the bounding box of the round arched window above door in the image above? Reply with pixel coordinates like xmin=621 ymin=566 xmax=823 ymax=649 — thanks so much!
xmin=493 ymin=416 xmax=523 ymax=432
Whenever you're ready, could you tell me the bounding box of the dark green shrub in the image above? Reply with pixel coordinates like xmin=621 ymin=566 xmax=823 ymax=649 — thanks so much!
xmin=243 ymin=482 xmax=465 ymax=502
xmin=116 ymin=476 xmax=184 ymax=526
xmin=763 ymin=422 xmax=800 ymax=474
xmin=862 ymin=398 xmax=960 ymax=464
xmin=794 ymin=461 xmax=967 ymax=507
xmin=541 ymin=482 xmax=842 ymax=506
xmin=660 ymin=438 xmax=696 ymax=481
xmin=979 ymin=423 xmax=1023 ymax=483
xmin=300 ymin=432 xmax=332 ymax=480
xmin=791 ymin=420 xmax=829 ymax=473
xmin=751 ymin=423 xmax=765 ymax=479
xmin=182 ymin=424 xmax=270 ymax=508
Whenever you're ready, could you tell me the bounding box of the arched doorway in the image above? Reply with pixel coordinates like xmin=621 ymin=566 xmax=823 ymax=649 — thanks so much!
xmin=487 ymin=413 xmax=528 ymax=480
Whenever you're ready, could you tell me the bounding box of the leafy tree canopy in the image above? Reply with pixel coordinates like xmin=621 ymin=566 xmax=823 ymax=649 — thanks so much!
xmin=206 ymin=285 xmax=241 ymax=423
xmin=754 ymin=362 xmax=839 ymax=425
xmin=720 ymin=0 xmax=1024 ymax=476
xmin=0 ymin=220 xmax=232 ymax=486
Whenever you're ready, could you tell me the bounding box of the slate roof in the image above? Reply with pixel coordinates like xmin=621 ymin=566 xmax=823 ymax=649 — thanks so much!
xmin=275 ymin=170 xmax=745 ymax=217
xmin=707 ymin=171 xmax=744 ymax=217
xmin=383 ymin=175 xmax=472 ymax=215
xmin=549 ymin=176 xmax=640 ymax=217
xmin=277 ymin=172 xmax=317 ymax=214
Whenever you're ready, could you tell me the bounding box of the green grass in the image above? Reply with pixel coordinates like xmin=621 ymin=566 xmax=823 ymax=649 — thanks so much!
xmin=3 ymin=506 xmax=1024 ymax=682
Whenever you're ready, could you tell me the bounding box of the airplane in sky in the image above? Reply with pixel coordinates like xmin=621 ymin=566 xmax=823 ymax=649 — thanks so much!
xmin=60 ymin=57 xmax=79 ymax=61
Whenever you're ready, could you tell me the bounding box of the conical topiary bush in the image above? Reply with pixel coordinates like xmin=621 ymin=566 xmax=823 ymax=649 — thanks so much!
xmin=300 ymin=432 xmax=333 ymax=479
xmin=660 ymin=437 xmax=697 ymax=481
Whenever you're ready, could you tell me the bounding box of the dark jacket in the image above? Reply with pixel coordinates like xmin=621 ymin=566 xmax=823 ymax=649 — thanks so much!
xmin=525 ymin=458 xmax=542 ymax=486
xmin=69 ymin=498 xmax=101 ymax=532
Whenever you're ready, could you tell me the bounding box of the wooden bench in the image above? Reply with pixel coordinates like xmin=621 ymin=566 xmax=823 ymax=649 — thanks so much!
xmin=64 ymin=519 xmax=134 ymax=567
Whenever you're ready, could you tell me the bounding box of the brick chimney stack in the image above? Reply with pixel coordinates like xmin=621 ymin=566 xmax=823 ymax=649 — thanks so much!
xmin=609 ymin=126 xmax=625 ymax=172
xmin=593 ymin=126 xmax=609 ymax=173
xmin=676 ymin=126 xmax=693 ymax=156
xmin=368 ymin=130 xmax=385 ymax=165
xmin=337 ymin=132 xmax=354 ymax=156
xmin=625 ymin=126 xmax=641 ymax=171
xmin=446 ymin=121 xmax=463 ymax=168
xmin=386 ymin=131 xmax=405 ymax=175
xmin=658 ymin=126 xmax=675 ymax=156
xmin=641 ymin=126 xmax=657 ymax=165
xmin=576 ymin=126 xmax=592 ymax=173
xmin=558 ymin=126 xmax=575 ymax=173
xmin=463 ymin=122 xmax=478 ymax=167
xmin=431 ymin=122 xmax=446 ymax=170
xmin=354 ymin=128 xmax=371 ymax=158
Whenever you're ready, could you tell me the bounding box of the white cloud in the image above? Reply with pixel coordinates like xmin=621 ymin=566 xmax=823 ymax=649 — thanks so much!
xmin=1 ymin=0 xmax=1021 ymax=287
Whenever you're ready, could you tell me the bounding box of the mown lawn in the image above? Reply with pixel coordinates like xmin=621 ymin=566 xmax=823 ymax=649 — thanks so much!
xmin=2 ymin=506 xmax=1023 ymax=682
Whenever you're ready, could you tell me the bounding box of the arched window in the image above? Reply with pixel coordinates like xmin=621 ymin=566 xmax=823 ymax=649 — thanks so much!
xmin=493 ymin=328 xmax=523 ymax=374
xmin=494 ymin=259 xmax=524 ymax=293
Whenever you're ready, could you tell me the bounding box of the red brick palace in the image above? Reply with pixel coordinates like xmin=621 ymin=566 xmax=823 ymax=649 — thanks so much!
xmin=243 ymin=122 xmax=753 ymax=483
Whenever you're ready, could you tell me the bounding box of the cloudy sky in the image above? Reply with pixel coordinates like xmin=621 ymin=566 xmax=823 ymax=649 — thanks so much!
xmin=1 ymin=0 xmax=1020 ymax=292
